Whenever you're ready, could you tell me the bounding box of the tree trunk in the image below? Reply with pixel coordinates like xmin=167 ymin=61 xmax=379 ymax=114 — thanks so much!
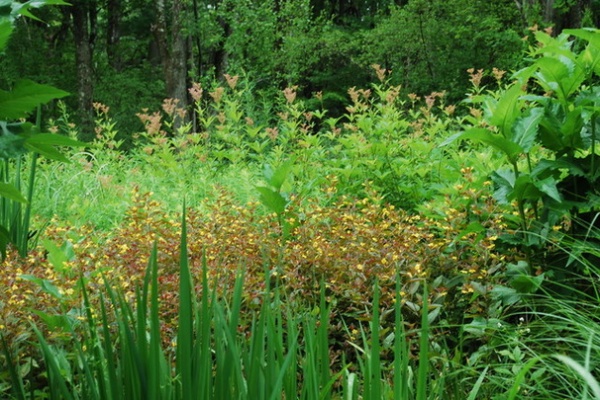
xmin=543 ymin=0 xmax=555 ymax=23
xmin=106 ymin=0 xmax=122 ymax=71
xmin=154 ymin=0 xmax=190 ymax=129
xmin=70 ymin=0 xmax=95 ymax=141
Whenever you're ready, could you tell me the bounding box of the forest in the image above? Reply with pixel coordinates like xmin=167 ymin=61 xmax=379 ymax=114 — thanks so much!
xmin=4 ymin=0 xmax=599 ymax=139
xmin=1 ymin=0 xmax=600 ymax=399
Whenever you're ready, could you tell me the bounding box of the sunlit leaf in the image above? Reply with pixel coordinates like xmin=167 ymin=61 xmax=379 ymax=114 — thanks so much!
xmin=512 ymin=108 xmax=544 ymax=153
xmin=19 ymin=274 xmax=63 ymax=299
xmin=0 ymin=79 xmax=69 ymax=119
xmin=491 ymin=168 xmax=516 ymax=204
xmin=489 ymin=84 xmax=524 ymax=138
xmin=457 ymin=128 xmax=522 ymax=163
xmin=24 ymin=141 xmax=69 ymax=162
xmin=0 ymin=19 xmax=12 ymax=51
xmin=256 ymin=186 xmax=287 ymax=215
xmin=267 ymin=159 xmax=294 ymax=191
xmin=0 ymin=182 xmax=26 ymax=203
xmin=25 ymin=133 xmax=84 ymax=147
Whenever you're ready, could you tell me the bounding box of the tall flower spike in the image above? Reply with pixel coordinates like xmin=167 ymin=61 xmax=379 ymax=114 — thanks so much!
xmin=371 ymin=64 xmax=387 ymax=82
xmin=188 ymin=82 xmax=203 ymax=102
xmin=283 ymin=86 xmax=298 ymax=104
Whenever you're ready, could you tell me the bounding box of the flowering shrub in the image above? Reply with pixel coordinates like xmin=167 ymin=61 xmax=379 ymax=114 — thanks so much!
xmin=0 ymin=181 xmax=515 ymax=354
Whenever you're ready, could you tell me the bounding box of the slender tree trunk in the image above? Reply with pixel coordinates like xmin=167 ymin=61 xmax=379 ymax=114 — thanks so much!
xmin=543 ymin=0 xmax=555 ymax=23
xmin=106 ymin=0 xmax=122 ymax=70
xmin=70 ymin=0 xmax=95 ymax=141
xmin=167 ymin=0 xmax=189 ymax=111
xmin=191 ymin=0 xmax=203 ymax=77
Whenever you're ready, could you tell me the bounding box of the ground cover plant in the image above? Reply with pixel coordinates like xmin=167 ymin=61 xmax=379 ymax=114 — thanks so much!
xmin=0 ymin=6 xmax=599 ymax=398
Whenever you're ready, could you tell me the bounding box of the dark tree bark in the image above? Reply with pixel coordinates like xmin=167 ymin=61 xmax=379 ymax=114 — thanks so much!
xmin=191 ymin=0 xmax=203 ymax=77
xmin=70 ymin=0 xmax=95 ymax=141
xmin=154 ymin=0 xmax=190 ymax=128
xmin=106 ymin=0 xmax=122 ymax=71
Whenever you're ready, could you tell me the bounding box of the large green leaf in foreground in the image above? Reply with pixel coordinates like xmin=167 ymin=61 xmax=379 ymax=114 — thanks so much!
xmin=0 ymin=80 xmax=69 ymax=119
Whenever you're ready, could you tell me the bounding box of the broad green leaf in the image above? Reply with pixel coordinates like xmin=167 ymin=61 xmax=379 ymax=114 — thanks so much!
xmin=506 ymin=261 xmax=544 ymax=292
xmin=538 ymin=105 xmax=566 ymax=152
xmin=533 ymin=30 xmax=557 ymax=49
xmin=560 ymin=108 xmax=585 ymax=150
xmin=511 ymin=175 xmax=542 ymax=202
xmin=491 ymin=168 xmax=516 ymax=204
xmin=0 ymin=19 xmax=11 ymax=51
xmin=0 ymin=79 xmax=69 ymax=119
xmin=457 ymin=128 xmax=523 ymax=163
xmin=535 ymin=56 xmax=586 ymax=102
xmin=532 ymin=158 xmax=583 ymax=178
xmin=489 ymin=84 xmax=524 ymax=138
xmin=12 ymin=0 xmax=70 ymax=21
xmin=25 ymin=133 xmax=85 ymax=147
xmin=32 ymin=310 xmax=72 ymax=331
xmin=564 ymin=28 xmax=600 ymax=50
xmin=24 ymin=141 xmax=69 ymax=162
xmin=266 ymin=159 xmax=294 ymax=191
xmin=256 ymin=186 xmax=287 ymax=215
xmin=512 ymin=64 xmax=538 ymax=83
xmin=19 ymin=274 xmax=63 ymax=299
xmin=0 ymin=131 xmax=26 ymax=158
xmin=0 ymin=181 xmax=26 ymax=202
xmin=532 ymin=176 xmax=562 ymax=202
xmin=579 ymin=45 xmax=600 ymax=75
xmin=438 ymin=131 xmax=462 ymax=147
xmin=23 ymin=0 xmax=71 ymax=7
xmin=512 ymin=107 xmax=544 ymax=153
xmin=510 ymin=273 xmax=544 ymax=293
xmin=43 ymin=239 xmax=75 ymax=273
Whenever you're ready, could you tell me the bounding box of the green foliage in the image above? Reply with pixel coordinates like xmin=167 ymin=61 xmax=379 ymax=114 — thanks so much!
xmin=256 ymin=159 xmax=299 ymax=240
xmin=0 ymin=0 xmax=84 ymax=257
xmin=361 ymin=0 xmax=524 ymax=100
xmin=3 ymin=28 xmax=600 ymax=399
xmin=445 ymin=28 xmax=600 ymax=274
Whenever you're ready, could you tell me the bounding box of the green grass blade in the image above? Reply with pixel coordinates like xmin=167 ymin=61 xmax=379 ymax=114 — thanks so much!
xmin=506 ymin=356 xmax=543 ymax=400
xmin=214 ymin=300 xmax=245 ymax=399
xmin=319 ymin=367 xmax=348 ymax=400
xmin=282 ymin=306 xmax=298 ymax=400
xmin=267 ymin=331 xmax=299 ymax=400
xmin=416 ymin=282 xmax=429 ymax=400
xmin=394 ymin=272 xmax=409 ymax=400
xmin=18 ymin=152 xmax=37 ymax=256
xmin=344 ymin=371 xmax=357 ymax=400
xmin=247 ymin=304 xmax=267 ymax=399
xmin=98 ymin=291 xmax=121 ymax=400
xmin=193 ymin=252 xmax=213 ymax=400
xmin=229 ymin=268 xmax=245 ymax=333
xmin=466 ymin=366 xmax=489 ymax=400
xmin=301 ymin=310 xmax=320 ymax=399
xmin=177 ymin=205 xmax=194 ymax=400
xmin=31 ymin=324 xmax=74 ymax=400
xmin=148 ymin=244 xmax=163 ymax=400
xmin=369 ymin=279 xmax=381 ymax=400
xmin=1 ymin=334 xmax=26 ymax=400
xmin=553 ymin=355 xmax=600 ymax=399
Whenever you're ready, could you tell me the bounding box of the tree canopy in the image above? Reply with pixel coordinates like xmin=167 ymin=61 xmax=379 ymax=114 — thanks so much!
xmin=1 ymin=0 xmax=598 ymax=138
